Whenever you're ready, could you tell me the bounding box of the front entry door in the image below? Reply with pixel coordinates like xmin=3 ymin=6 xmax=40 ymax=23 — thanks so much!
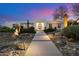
xmin=35 ymin=22 xmax=44 ymax=31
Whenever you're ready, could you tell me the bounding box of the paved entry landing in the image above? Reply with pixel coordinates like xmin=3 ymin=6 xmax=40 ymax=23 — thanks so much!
xmin=26 ymin=31 xmax=62 ymax=56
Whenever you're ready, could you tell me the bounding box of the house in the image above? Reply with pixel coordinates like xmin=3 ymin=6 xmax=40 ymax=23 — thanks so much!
xmin=34 ymin=14 xmax=68 ymax=31
xmin=4 ymin=14 xmax=68 ymax=31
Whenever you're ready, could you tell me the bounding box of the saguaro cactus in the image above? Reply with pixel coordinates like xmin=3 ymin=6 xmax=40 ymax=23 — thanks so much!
xmin=27 ymin=20 xmax=30 ymax=29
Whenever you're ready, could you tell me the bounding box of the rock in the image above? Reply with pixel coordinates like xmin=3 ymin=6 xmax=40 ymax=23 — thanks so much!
xmin=0 ymin=33 xmax=34 ymax=56
xmin=68 ymin=38 xmax=75 ymax=42
xmin=72 ymin=48 xmax=76 ymax=51
xmin=56 ymin=41 xmax=61 ymax=43
xmin=15 ymin=42 xmax=27 ymax=50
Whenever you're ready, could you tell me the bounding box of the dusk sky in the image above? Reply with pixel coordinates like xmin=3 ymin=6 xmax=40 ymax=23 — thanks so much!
xmin=0 ymin=3 xmax=73 ymax=25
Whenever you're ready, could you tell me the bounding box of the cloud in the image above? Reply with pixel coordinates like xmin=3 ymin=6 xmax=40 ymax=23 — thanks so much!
xmin=30 ymin=9 xmax=54 ymax=18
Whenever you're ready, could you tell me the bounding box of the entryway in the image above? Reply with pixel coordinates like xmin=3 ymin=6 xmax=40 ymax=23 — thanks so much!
xmin=35 ymin=22 xmax=45 ymax=31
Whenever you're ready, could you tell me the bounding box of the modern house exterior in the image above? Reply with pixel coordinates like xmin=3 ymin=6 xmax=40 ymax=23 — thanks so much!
xmin=4 ymin=14 xmax=68 ymax=31
xmin=4 ymin=19 xmax=64 ymax=31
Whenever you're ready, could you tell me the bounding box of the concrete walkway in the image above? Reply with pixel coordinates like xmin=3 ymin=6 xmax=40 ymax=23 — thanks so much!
xmin=26 ymin=31 xmax=62 ymax=56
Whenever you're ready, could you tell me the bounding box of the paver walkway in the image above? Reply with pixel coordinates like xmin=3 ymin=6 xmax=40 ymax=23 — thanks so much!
xmin=25 ymin=31 xmax=62 ymax=56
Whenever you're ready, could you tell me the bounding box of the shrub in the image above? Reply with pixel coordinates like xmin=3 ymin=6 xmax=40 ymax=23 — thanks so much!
xmin=44 ymin=28 xmax=57 ymax=33
xmin=20 ymin=26 xmax=36 ymax=33
xmin=0 ymin=26 xmax=15 ymax=32
xmin=62 ymin=25 xmax=79 ymax=41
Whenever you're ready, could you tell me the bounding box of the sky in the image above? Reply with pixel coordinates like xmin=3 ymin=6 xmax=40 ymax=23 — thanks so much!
xmin=0 ymin=3 xmax=73 ymax=25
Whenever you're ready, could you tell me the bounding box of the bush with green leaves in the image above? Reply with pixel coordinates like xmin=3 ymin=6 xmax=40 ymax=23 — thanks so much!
xmin=20 ymin=26 xmax=36 ymax=33
xmin=0 ymin=26 xmax=15 ymax=32
xmin=62 ymin=25 xmax=79 ymax=41
xmin=44 ymin=28 xmax=57 ymax=33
